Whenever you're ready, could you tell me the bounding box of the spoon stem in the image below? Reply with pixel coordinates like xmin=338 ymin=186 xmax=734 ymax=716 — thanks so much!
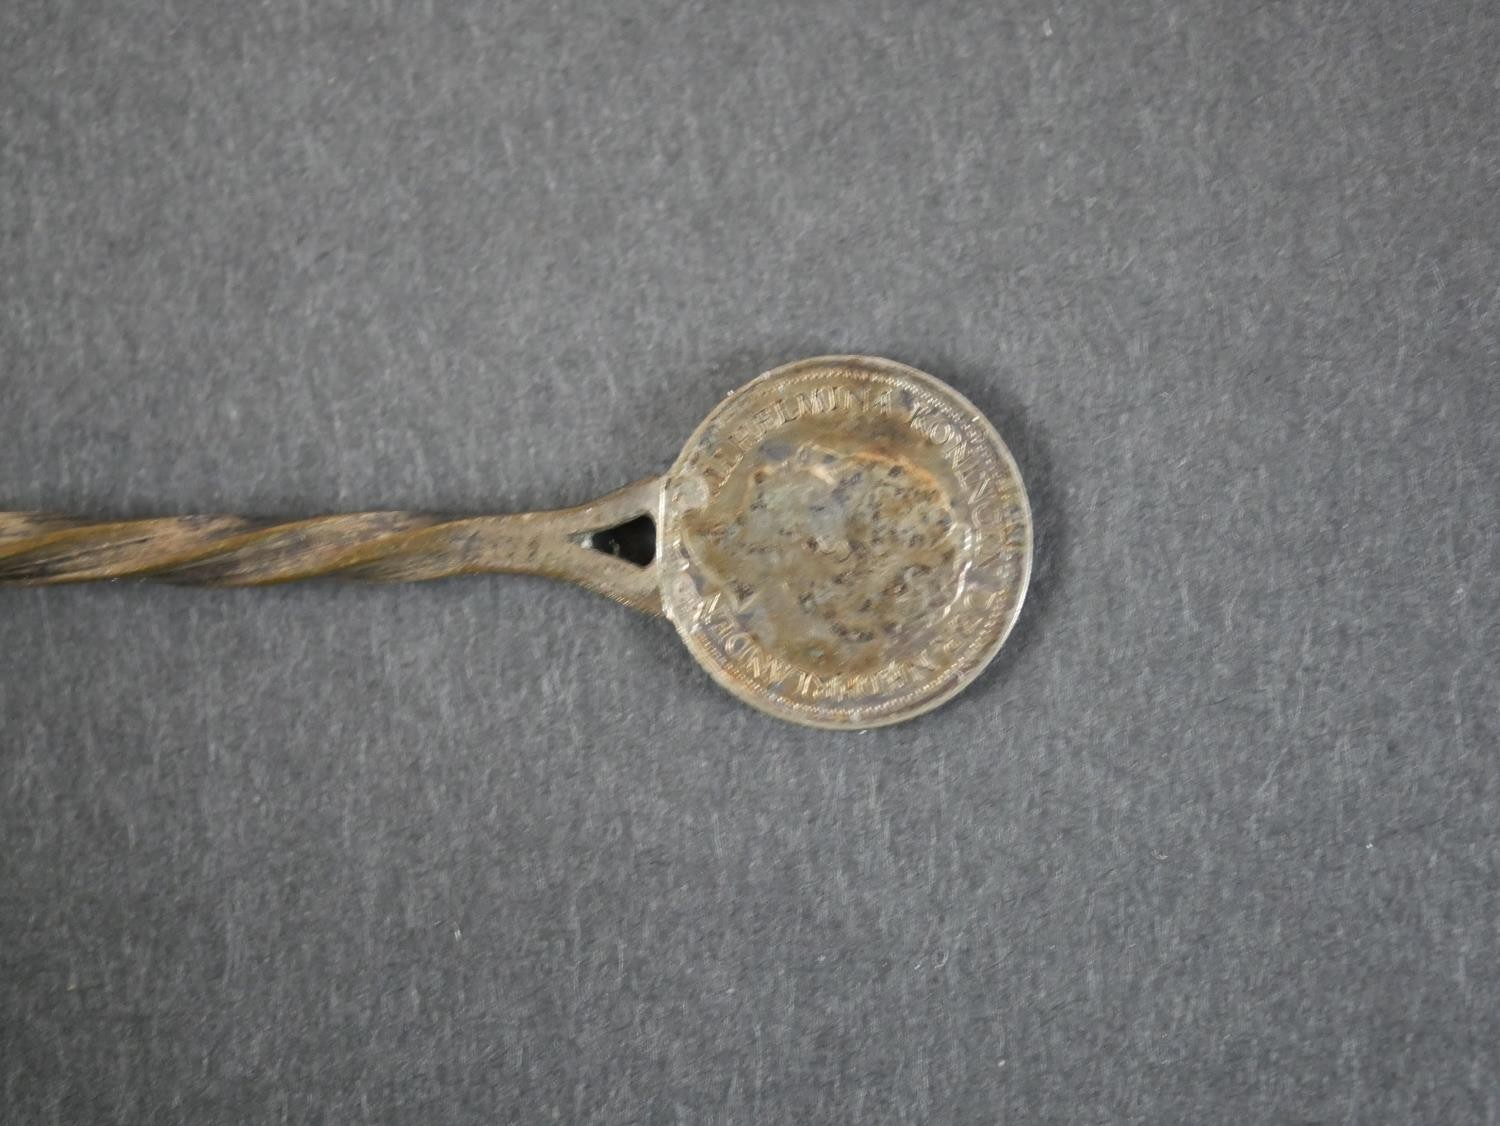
xmin=0 ymin=477 xmax=665 ymax=614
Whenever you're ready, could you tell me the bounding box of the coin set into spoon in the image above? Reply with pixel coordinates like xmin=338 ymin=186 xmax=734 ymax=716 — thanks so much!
xmin=1 ymin=355 xmax=1031 ymax=728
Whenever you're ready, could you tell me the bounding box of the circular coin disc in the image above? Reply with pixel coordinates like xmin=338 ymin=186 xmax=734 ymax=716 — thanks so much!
xmin=659 ymin=356 xmax=1032 ymax=729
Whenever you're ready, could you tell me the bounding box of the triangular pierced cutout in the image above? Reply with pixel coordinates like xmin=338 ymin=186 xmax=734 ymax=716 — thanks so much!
xmin=587 ymin=514 xmax=656 ymax=568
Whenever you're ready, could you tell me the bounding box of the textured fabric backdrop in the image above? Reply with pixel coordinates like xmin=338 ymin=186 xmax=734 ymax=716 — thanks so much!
xmin=2 ymin=1 xmax=1497 ymax=1122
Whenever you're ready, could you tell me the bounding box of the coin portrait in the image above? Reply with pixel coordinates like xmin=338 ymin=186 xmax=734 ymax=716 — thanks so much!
xmin=659 ymin=355 xmax=1032 ymax=728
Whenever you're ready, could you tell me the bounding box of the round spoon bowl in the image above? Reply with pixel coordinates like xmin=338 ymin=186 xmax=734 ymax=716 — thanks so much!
xmin=660 ymin=356 xmax=1032 ymax=729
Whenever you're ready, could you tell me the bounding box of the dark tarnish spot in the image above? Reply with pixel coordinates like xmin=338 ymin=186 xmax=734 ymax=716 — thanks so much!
xmin=156 ymin=556 xmax=253 ymax=585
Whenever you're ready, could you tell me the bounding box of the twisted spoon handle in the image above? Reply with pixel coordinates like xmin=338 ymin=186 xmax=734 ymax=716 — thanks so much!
xmin=0 ymin=477 xmax=664 ymax=615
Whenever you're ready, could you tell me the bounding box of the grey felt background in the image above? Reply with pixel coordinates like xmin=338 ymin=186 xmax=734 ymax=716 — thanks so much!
xmin=2 ymin=0 xmax=1497 ymax=1122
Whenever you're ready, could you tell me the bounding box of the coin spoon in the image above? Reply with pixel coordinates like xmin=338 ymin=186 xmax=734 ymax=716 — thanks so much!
xmin=1 ymin=355 xmax=1032 ymax=728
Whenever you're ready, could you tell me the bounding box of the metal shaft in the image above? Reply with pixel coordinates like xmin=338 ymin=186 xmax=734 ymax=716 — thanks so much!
xmin=0 ymin=477 xmax=665 ymax=614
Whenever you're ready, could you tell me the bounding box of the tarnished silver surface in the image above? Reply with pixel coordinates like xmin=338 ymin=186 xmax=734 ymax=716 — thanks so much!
xmin=660 ymin=356 xmax=1032 ymax=728
xmin=1 ymin=355 xmax=1031 ymax=728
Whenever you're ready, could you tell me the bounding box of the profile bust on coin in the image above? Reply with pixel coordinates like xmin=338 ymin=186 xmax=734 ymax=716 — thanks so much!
xmin=660 ymin=356 xmax=1032 ymax=729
